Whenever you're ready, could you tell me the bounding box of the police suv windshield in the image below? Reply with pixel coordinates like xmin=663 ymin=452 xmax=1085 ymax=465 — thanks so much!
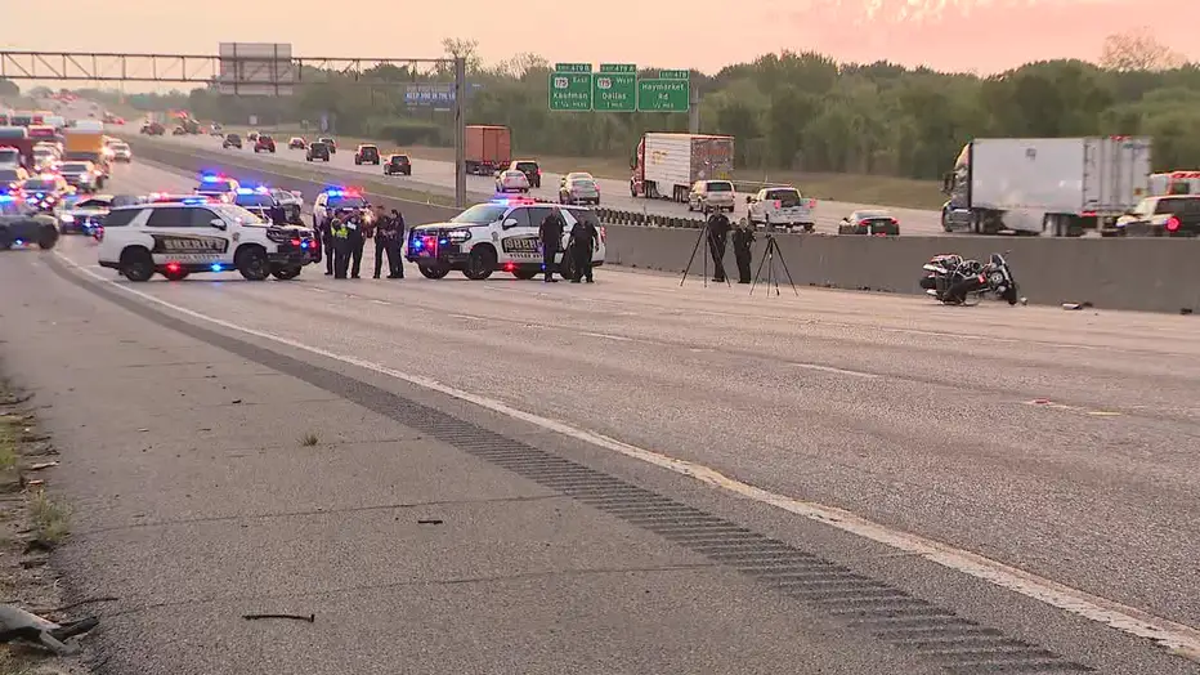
xmin=73 ymin=198 xmax=111 ymax=209
xmin=328 ymin=195 xmax=366 ymax=209
xmin=22 ymin=179 xmax=56 ymax=191
xmin=212 ymin=203 xmax=266 ymax=224
xmin=198 ymin=180 xmax=236 ymax=193
xmin=452 ymin=203 xmax=507 ymax=225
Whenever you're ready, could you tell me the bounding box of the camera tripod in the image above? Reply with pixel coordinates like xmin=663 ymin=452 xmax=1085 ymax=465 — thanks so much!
xmin=750 ymin=233 xmax=797 ymax=297
xmin=680 ymin=219 xmax=732 ymax=288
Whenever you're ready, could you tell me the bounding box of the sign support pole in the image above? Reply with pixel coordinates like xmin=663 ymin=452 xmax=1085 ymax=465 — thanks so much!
xmin=454 ymin=56 xmax=467 ymax=209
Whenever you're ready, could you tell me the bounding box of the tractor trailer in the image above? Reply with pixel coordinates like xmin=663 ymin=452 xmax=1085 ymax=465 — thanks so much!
xmin=629 ymin=133 xmax=735 ymax=202
xmin=941 ymin=136 xmax=1152 ymax=237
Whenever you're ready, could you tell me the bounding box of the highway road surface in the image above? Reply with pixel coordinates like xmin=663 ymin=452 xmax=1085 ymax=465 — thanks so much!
xmin=0 ymin=159 xmax=1196 ymax=673
xmin=129 ymin=126 xmax=952 ymax=237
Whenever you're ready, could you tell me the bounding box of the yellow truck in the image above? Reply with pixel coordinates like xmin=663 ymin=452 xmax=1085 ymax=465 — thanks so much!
xmin=63 ymin=122 xmax=109 ymax=181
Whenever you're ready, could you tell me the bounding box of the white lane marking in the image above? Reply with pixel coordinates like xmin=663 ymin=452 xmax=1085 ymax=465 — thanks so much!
xmin=789 ymin=363 xmax=879 ymax=379
xmin=310 ymin=288 xmax=329 ymax=294
xmin=371 ymin=300 xmax=390 ymax=306
xmin=581 ymin=332 xmax=633 ymax=342
xmin=450 ymin=314 xmax=484 ymax=321
xmin=51 ymin=251 xmax=1200 ymax=663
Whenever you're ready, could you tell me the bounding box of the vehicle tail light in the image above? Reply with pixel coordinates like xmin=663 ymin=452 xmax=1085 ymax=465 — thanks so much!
xmin=166 ymin=262 xmax=181 ymax=273
xmin=891 ymin=218 xmax=899 ymax=225
xmin=774 ymin=200 xmax=782 ymax=209
xmin=290 ymin=239 xmax=302 ymax=246
xmin=600 ymin=226 xmax=607 ymax=243
xmin=1166 ymin=216 xmax=1181 ymax=232
xmin=808 ymin=199 xmax=817 ymax=208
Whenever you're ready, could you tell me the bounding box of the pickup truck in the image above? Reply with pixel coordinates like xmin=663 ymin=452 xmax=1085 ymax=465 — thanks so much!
xmin=745 ymin=186 xmax=817 ymax=232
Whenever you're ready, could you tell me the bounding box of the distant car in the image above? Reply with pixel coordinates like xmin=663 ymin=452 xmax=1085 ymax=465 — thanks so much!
xmin=172 ymin=127 xmax=187 ymax=136
xmin=194 ymin=174 xmax=240 ymax=202
xmin=354 ymin=144 xmax=380 ymax=165
xmin=506 ymin=160 xmax=540 ymax=188
xmin=0 ymin=195 xmax=59 ymax=250
xmin=254 ymin=134 xmax=276 ymax=153
xmin=559 ymin=176 xmax=600 ymax=205
xmin=495 ymin=169 xmax=530 ymax=194
xmin=317 ymin=137 xmax=337 ymax=154
xmin=140 ymin=122 xmax=165 ymax=135
xmin=0 ymin=167 xmax=31 ymax=193
xmin=687 ymin=179 xmax=735 ymax=214
xmin=383 ymin=154 xmax=412 ymax=176
xmin=838 ymin=210 xmax=900 ymax=235
xmin=58 ymin=161 xmax=102 ymax=193
xmin=210 ymin=124 xmax=224 ymax=136
xmin=247 ymin=131 xmax=260 ymax=143
xmin=223 ymin=133 xmax=243 ymax=149
xmin=560 ymin=172 xmax=593 ymax=186
xmin=109 ymin=142 xmax=132 ymax=163
xmin=306 ymin=142 xmax=331 ymax=162
xmin=31 ymin=146 xmax=59 ymax=171
xmin=288 ymin=136 xmax=307 ymax=150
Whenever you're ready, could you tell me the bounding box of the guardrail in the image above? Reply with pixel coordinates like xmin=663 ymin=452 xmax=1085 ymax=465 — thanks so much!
xmin=116 ymin=134 xmax=1200 ymax=314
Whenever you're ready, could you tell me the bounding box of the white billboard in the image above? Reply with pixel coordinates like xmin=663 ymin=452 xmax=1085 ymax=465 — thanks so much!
xmin=217 ymin=43 xmax=295 ymax=96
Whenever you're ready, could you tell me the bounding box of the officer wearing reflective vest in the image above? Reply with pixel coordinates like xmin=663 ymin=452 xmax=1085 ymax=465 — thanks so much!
xmin=329 ymin=216 xmax=352 ymax=279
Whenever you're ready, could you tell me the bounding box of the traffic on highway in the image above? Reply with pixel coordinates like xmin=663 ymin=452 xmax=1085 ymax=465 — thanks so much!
xmin=1 ymin=78 xmax=1198 ymax=675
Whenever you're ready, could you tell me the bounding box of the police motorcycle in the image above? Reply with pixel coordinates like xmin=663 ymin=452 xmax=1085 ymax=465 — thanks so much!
xmin=919 ymin=252 xmax=1019 ymax=306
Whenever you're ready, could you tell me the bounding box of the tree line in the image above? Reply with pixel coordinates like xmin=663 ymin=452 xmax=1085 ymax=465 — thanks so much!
xmin=52 ymin=30 xmax=1200 ymax=181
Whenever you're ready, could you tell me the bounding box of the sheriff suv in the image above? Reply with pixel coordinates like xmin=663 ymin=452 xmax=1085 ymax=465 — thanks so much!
xmin=406 ymin=198 xmax=605 ymax=281
xmin=97 ymin=200 xmax=317 ymax=282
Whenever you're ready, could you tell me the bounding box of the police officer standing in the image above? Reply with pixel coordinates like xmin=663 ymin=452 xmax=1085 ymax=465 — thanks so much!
xmin=373 ymin=206 xmax=404 ymax=279
xmin=346 ymin=210 xmax=369 ymax=279
xmin=390 ymin=208 xmax=406 ymax=279
xmin=706 ymin=209 xmax=732 ymax=283
xmin=319 ymin=213 xmax=335 ymax=276
xmin=330 ymin=216 xmax=351 ymax=279
xmin=731 ymin=219 xmax=756 ymax=284
xmin=539 ymin=206 xmax=566 ymax=283
xmin=567 ymin=215 xmax=598 ymax=283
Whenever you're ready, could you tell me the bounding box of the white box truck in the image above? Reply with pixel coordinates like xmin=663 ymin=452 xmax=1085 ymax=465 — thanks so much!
xmin=940 ymin=137 xmax=1152 ymax=237
xmin=629 ymin=132 xmax=734 ymax=203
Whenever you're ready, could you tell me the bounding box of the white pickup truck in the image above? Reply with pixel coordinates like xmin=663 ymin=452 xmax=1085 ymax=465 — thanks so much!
xmin=745 ymin=186 xmax=816 ymax=232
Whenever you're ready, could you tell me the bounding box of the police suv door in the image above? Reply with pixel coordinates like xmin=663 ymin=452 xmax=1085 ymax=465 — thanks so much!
xmin=497 ymin=206 xmax=539 ymax=264
xmin=525 ymin=205 xmax=566 ymax=261
xmin=143 ymin=206 xmax=233 ymax=266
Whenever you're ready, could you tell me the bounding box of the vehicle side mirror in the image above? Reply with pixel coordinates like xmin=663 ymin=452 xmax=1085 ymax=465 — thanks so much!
xmin=745 ymin=195 xmax=753 ymax=204
xmin=503 ymin=218 xmax=518 ymax=229
xmin=210 ymin=218 xmax=227 ymax=230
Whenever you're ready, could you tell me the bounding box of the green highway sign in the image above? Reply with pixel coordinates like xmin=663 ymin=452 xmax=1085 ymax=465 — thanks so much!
xmin=599 ymin=63 xmax=636 ymax=74
xmin=549 ymin=71 xmax=593 ymax=111
xmin=637 ymin=78 xmax=690 ymax=112
xmin=659 ymin=69 xmax=689 ymax=80
xmin=593 ymin=72 xmax=636 ymax=112
xmin=555 ymin=63 xmax=591 ymax=73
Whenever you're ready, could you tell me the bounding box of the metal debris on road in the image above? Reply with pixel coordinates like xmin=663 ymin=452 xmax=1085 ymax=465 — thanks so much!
xmin=242 ymin=613 xmax=315 ymax=623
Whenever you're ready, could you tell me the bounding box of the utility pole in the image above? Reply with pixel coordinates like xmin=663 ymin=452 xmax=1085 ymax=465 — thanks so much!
xmin=688 ymin=86 xmax=700 ymax=133
xmin=453 ymin=56 xmax=467 ymax=208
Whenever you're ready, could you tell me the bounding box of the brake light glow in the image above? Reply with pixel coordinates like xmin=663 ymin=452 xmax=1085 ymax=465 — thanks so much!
xmin=290 ymin=239 xmax=302 ymax=246
xmin=166 ymin=262 xmax=181 ymax=273
xmin=1166 ymin=216 xmax=1181 ymax=232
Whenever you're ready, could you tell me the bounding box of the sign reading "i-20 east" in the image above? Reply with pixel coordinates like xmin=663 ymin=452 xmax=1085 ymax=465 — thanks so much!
xmin=549 ymin=64 xmax=689 ymax=113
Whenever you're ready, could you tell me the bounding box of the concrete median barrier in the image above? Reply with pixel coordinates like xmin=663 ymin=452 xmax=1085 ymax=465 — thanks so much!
xmin=121 ymin=136 xmax=1200 ymax=314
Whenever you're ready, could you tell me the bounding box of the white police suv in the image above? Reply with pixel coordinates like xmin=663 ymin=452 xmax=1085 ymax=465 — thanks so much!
xmin=405 ymin=197 xmax=606 ymax=280
xmin=97 ymin=198 xmax=317 ymax=282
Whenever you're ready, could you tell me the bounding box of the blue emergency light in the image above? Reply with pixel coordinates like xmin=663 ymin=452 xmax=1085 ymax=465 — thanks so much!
xmin=210 ymin=263 xmax=223 ymax=272
xmin=200 ymin=173 xmax=226 ymax=183
xmin=181 ymin=198 xmax=207 ymax=205
xmin=0 ymin=195 xmax=13 ymax=202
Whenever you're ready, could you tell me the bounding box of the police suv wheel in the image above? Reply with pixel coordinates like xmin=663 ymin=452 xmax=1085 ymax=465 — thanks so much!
xmin=37 ymin=229 xmax=59 ymax=250
xmin=418 ymin=263 xmax=450 ymax=280
xmin=0 ymin=233 xmax=12 ymax=250
xmin=235 ymin=246 xmax=270 ymax=281
xmin=119 ymin=248 xmax=154 ymax=282
xmin=463 ymin=246 xmax=497 ymax=280
xmin=511 ymin=268 xmax=538 ymax=280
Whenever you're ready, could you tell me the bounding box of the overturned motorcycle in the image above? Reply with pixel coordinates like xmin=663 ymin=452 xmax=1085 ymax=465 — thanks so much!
xmin=919 ymin=253 xmax=1020 ymax=306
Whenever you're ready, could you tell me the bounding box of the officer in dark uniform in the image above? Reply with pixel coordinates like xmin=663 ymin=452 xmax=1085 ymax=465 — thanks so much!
xmin=390 ymin=208 xmax=406 ymax=278
xmin=330 ymin=216 xmax=351 ymax=279
xmin=706 ymin=210 xmax=732 ymax=282
xmin=731 ymin=219 xmax=756 ymax=284
xmin=539 ymin=206 xmax=566 ymax=283
xmin=567 ymin=215 xmax=599 ymax=283
xmin=319 ymin=214 xmax=334 ymax=275
xmin=346 ymin=210 xmax=368 ymax=279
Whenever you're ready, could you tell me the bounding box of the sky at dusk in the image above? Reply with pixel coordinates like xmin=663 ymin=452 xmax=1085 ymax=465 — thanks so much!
xmin=1 ymin=0 xmax=1196 ymax=90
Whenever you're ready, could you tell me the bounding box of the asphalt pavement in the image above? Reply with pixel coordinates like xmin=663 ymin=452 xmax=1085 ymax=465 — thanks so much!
xmin=0 ymin=159 xmax=1195 ymax=673
xmin=135 ymin=129 xmax=951 ymax=236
